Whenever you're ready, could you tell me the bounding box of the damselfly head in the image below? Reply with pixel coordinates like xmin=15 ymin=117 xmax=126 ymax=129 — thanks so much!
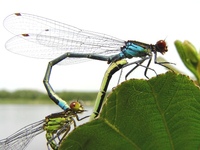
xmin=155 ymin=40 xmax=168 ymax=54
xmin=70 ymin=101 xmax=84 ymax=113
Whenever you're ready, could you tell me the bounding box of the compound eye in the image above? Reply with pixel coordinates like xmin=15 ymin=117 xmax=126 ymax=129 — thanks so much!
xmin=70 ymin=101 xmax=83 ymax=112
xmin=156 ymin=40 xmax=168 ymax=54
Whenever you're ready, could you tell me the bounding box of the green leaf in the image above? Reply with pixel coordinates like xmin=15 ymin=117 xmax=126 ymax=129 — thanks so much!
xmin=60 ymin=72 xmax=200 ymax=150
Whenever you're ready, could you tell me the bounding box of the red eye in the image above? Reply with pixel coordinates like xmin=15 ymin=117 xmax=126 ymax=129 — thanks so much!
xmin=69 ymin=101 xmax=83 ymax=112
xmin=70 ymin=102 xmax=76 ymax=109
xmin=156 ymin=40 xmax=168 ymax=54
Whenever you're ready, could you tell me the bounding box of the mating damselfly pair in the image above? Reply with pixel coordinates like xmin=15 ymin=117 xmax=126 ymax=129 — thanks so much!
xmin=1 ymin=13 xmax=174 ymax=149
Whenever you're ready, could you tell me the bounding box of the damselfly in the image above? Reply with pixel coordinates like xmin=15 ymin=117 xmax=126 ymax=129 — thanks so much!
xmin=0 ymin=101 xmax=89 ymax=150
xmin=4 ymin=13 xmax=173 ymax=73
xmin=4 ymin=13 xmax=174 ymax=112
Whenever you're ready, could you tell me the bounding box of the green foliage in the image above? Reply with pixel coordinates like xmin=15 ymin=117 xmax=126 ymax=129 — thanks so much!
xmin=12 ymin=90 xmax=46 ymax=99
xmin=0 ymin=90 xmax=97 ymax=104
xmin=0 ymin=90 xmax=11 ymax=98
xmin=0 ymin=89 xmax=47 ymax=100
xmin=174 ymin=40 xmax=200 ymax=84
xmin=57 ymin=91 xmax=97 ymax=101
xmin=60 ymin=72 xmax=200 ymax=150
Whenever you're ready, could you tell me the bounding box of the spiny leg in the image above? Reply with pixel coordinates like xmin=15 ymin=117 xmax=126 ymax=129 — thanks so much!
xmin=122 ymin=57 xmax=156 ymax=79
xmin=144 ymin=55 xmax=153 ymax=79
xmin=154 ymin=51 xmax=175 ymax=71
xmin=74 ymin=114 xmax=90 ymax=122
xmin=58 ymin=125 xmax=71 ymax=146
xmin=125 ymin=65 xmax=157 ymax=80
xmin=124 ymin=59 xmax=146 ymax=80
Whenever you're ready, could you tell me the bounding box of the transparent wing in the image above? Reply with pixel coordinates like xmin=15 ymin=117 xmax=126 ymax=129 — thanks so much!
xmin=0 ymin=120 xmax=44 ymax=150
xmin=4 ymin=13 xmax=125 ymax=64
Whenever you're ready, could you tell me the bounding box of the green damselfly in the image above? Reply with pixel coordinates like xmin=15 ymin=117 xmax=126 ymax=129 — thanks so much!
xmin=0 ymin=101 xmax=88 ymax=150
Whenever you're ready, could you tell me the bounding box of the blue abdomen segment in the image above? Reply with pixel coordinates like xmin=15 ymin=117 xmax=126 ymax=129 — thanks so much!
xmin=122 ymin=42 xmax=146 ymax=58
xmin=58 ymin=100 xmax=69 ymax=110
xmin=108 ymin=41 xmax=148 ymax=63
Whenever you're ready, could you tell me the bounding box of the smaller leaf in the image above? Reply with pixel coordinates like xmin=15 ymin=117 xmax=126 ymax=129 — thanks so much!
xmin=183 ymin=41 xmax=199 ymax=64
xmin=174 ymin=40 xmax=200 ymax=83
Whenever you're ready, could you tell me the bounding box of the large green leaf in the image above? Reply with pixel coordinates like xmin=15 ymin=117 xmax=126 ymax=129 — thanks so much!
xmin=60 ymin=72 xmax=200 ymax=150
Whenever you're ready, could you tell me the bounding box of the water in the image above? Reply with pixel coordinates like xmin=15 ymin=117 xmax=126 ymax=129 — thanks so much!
xmin=0 ymin=104 xmax=92 ymax=150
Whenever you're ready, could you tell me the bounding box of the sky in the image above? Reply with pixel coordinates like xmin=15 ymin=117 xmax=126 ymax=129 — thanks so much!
xmin=0 ymin=0 xmax=200 ymax=92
